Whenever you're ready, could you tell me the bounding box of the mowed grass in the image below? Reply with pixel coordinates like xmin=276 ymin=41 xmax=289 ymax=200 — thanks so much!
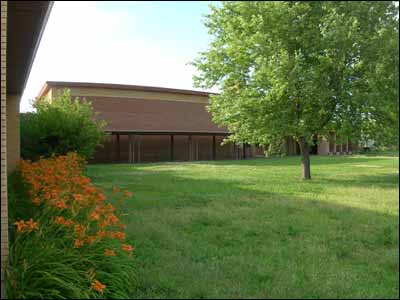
xmin=87 ymin=154 xmax=399 ymax=299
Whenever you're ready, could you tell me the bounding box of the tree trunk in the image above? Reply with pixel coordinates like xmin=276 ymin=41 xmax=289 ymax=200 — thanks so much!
xmin=298 ymin=137 xmax=311 ymax=180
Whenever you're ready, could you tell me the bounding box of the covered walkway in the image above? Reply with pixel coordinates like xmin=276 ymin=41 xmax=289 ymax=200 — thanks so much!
xmin=96 ymin=130 xmax=254 ymax=164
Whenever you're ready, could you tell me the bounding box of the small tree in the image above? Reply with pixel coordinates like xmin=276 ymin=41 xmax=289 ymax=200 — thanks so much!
xmin=21 ymin=89 xmax=107 ymax=161
xmin=193 ymin=1 xmax=399 ymax=179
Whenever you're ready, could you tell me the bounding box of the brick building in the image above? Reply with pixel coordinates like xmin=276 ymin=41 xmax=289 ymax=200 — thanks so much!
xmin=37 ymin=81 xmax=357 ymax=163
xmin=37 ymin=81 xmax=266 ymax=163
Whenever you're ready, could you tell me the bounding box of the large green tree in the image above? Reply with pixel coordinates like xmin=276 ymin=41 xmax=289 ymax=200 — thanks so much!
xmin=193 ymin=1 xmax=399 ymax=179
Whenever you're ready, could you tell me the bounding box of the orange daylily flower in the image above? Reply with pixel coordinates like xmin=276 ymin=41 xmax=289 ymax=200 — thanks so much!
xmin=98 ymin=220 xmax=109 ymax=228
xmin=74 ymin=239 xmax=85 ymax=248
xmin=89 ymin=210 xmax=101 ymax=221
xmin=104 ymin=249 xmax=116 ymax=257
xmin=25 ymin=219 xmax=39 ymax=231
xmin=97 ymin=193 xmax=107 ymax=202
xmin=111 ymin=231 xmax=125 ymax=241
xmin=64 ymin=219 xmax=75 ymax=227
xmin=91 ymin=279 xmax=106 ymax=293
xmin=106 ymin=214 xmax=119 ymax=224
xmin=81 ymin=177 xmax=91 ymax=185
xmin=18 ymin=152 xmax=134 ymax=269
xmin=14 ymin=220 xmax=25 ymax=232
xmin=32 ymin=197 xmax=41 ymax=205
xmin=54 ymin=216 xmax=65 ymax=225
xmin=123 ymin=190 xmax=132 ymax=198
xmin=56 ymin=200 xmax=68 ymax=210
xmin=122 ymin=244 xmax=134 ymax=253
xmin=73 ymin=193 xmax=84 ymax=201
xmin=85 ymin=235 xmax=97 ymax=244
xmin=104 ymin=203 xmax=116 ymax=212
xmin=97 ymin=230 xmax=108 ymax=238
xmin=74 ymin=224 xmax=86 ymax=237
xmin=51 ymin=189 xmax=59 ymax=198
xmin=85 ymin=186 xmax=96 ymax=195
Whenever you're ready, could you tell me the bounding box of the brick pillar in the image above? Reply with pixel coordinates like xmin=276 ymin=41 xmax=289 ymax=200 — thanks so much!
xmin=318 ymin=137 xmax=330 ymax=155
xmin=333 ymin=134 xmax=336 ymax=154
xmin=7 ymin=94 xmax=20 ymax=173
xmin=1 ymin=1 xmax=8 ymax=298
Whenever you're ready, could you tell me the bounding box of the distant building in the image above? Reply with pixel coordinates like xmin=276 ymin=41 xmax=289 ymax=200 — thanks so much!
xmin=37 ymin=81 xmax=357 ymax=163
xmin=37 ymin=81 xmax=266 ymax=163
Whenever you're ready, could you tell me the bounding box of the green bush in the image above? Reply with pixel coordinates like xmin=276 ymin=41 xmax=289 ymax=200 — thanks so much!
xmin=21 ymin=89 xmax=107 ymax=161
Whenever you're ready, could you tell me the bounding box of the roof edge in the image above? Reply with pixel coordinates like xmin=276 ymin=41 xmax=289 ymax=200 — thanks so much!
xmin=106 ymin=130 xmax=230 ymax=135
xmin=21 ymin=2 xmax=54 ymax=95
xmin=37 ymin=81 xmax=219 ymax=98
xmin=37 ymin=82 xmax=50 ymax=99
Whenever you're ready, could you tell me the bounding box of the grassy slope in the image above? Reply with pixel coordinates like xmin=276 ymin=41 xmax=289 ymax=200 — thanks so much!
xmin=87 ymin=155 xmax=399 ymax=299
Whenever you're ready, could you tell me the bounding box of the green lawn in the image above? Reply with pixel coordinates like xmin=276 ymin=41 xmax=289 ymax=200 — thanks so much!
xmin=87 ymin=154 xmax=399 ymax=299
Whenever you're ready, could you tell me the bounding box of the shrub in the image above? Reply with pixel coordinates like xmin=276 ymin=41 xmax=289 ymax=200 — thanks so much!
xmin=6 ymin=153 xmax=136 ymax=299
xmin=21 ymin=89 xmax=107 ymax=161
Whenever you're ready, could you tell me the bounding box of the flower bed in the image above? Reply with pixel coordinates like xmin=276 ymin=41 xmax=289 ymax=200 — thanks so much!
xmin=6 ymin=153 xmax=136 ymax=299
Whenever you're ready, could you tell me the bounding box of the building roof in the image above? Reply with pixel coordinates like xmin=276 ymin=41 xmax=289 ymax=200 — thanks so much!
xmin=37 ymin=81 xmax=218 ymax=99
xmin=38 ymin=81 xmax=228 ymax=135
xmin=7 ymin=1 xmax=53 ymax=95
xmin=86 ymin=96 xmax=228 ymax=134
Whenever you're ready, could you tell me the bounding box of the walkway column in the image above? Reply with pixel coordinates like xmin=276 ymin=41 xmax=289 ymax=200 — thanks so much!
xmin=195 ymin=140 xmax=199 ymax=160
xmin=116 ymin=133 xmax=120 ymax=163
xmin=333 ymin=133 xmax=337 ymax=155
xmin=128 ymin=134 xmax=132 ymax=163
xmin=137 ymin=135 xmax=141 ymax=163
xmin=129 ymin=134 xmax=137 ymax=164
xmin=110 ymin=134 xmax=113 ymax=162
xmin=170 ymin=135 xmax=174 ymax=161
xmin=212 ymin=135 xmax=216 ymax=160
xmin=188 ymin=135 xmax=192 ymax=161
xmin=132 ymin=135 xmax=136 ymax=163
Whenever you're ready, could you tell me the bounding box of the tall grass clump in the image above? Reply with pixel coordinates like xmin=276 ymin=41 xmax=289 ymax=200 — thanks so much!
xmin=6 ymin=152 xmax=136 ymax=299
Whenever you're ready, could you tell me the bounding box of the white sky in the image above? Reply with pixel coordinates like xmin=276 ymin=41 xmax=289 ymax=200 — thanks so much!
xmin=21 ymin=1 xmax=216 ymax=112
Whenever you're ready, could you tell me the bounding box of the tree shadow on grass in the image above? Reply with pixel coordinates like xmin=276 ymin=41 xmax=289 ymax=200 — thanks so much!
xmin=88 ymin=163 xmax=399 ymax=299
xmin=170 ymin=155 xmax=397 ymax=167
xmin=309 ymin=173 xmax=399 ymax=190
xmin=89 ymin=154 xmax=398 ymax=168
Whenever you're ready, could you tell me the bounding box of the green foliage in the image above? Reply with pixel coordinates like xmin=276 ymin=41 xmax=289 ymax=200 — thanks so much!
xmin=265 ymin=139 xmax=286 ymax=157
xmin=21 ymin=89 xmax=107 ymax=161
xmin=7 ymin=171 xmax=33 ymax=243
xmin=193 ymin=1 xmax=399 ymax=148
xmin=6 ymin=154 xmax=136 ymax=299
xmin=6 ymin=213 xmax=137 ymax=299
xmin=6 ymin=215 xmax=137 ymax=299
